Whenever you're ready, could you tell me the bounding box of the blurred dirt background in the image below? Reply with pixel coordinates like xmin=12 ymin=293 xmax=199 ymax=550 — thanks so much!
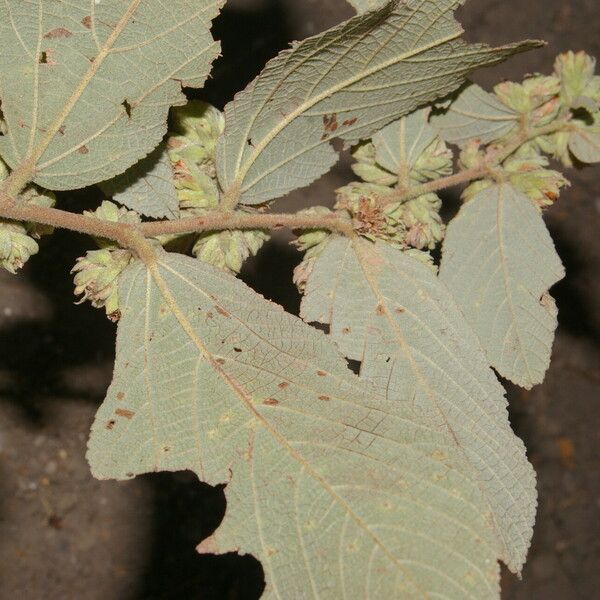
xmin=0 ymin=1 xmax=598 ymax=598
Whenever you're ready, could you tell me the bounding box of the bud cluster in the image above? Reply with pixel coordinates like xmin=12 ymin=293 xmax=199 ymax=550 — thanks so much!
xmin=0 ymin=157 xmax=56 ymax=274
xmin=167 ymin=101 xmax=268 ymax=273
xmin=71 ymin=201 xmax=137 ymax=320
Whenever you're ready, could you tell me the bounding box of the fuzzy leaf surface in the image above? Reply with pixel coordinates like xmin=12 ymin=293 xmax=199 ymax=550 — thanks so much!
xmin=569 ymin=119 xmax=600 ymax=163
xmin=88 ymin=251 xmax=514 ymax=599
xmin=99 ymin=143 xmax=179 ymax=219
xmin=372 ymin=108 xmax=437 ymax=175
xmin=217 ymin=0 xmax=540 ymax=205
xmin=0 ymin=0 xmax=221 ymax=190
xmin=431 ymin=83 xmax=519 ymax=147
xmin=439 ymin=184 xmax=565 ymax=388
xmin=300 ymin=237 xmax=537 ymax=573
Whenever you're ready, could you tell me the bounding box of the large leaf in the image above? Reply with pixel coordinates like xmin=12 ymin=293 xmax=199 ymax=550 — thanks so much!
xmin=439 ymin=184 xmax=565 ymax=388
xmin=216 ymin=0 xmax=540 ymax=205
xmin=0 ymin=0 xmax=222 ymax=190
xmin=99 ymin=142 xmax=179 ymax=219
xmin=89 ymin=251 xmax=520 ymax=598
xmin=300 ymin=237 xmax=537 ymax=572
xmin=569 ymin=116 xmax=600 ymax=163
xmin=431 ymin=83 xmax=519 ymax=147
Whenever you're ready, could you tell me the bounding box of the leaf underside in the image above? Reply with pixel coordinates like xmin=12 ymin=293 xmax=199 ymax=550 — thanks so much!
xmin=0 ymin=0 xmax=222 ymax=190
xmin=217 ymin=0 xmax=541 ymax=205
xmin=300 ymin=237 xmax=537 ymax=573
xmin=431 ymin=82 xmax=519 ymax=147
xmin=99 ymin=142 xmax=179 ymax=219
xmin=439 ymin=183 xmax=565 ymax=388
xmin=88 ymin=251 xmax=519 ymax=599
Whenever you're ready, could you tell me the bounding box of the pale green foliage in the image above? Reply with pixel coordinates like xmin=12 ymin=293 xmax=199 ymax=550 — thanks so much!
xmin=300 ymin=237 xmax=536 ymax=573
xmin=2 ymin=2 xmax=599 ymax=598
xmin=0 ymin=0 xmax=222 ymax=189
xmin=89 ymin=251 xmax=509 ymax=598
xmin=99 ymin=143 xmax=180 ymax=219
xmin=431 ymin=83 xmax=519 ymax=147
xmin=216 ymin=0 xmax=539 ymax=205
xmin=439 ymin=184 xmax=565 ymax=389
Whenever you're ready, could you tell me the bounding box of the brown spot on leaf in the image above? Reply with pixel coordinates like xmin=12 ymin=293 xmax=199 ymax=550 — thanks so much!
xmin=115 ymin=408 xmax=135 ymax=420
xmin=278 ymin=381 xmax=289 ymax=389
xmin=48 ymin=514 xmax=63 ymax=530
xmin=341 ymin=327 xmax=351 ymax=335
xmin=58 ymin=126 xmax=66 ymax=135
xmin=116 ymin=392 xmax=125 ymax=401
xmin=343 ymin=117 xmax=358 ymax=126
xmin=215 ymin=358 xmax=225 ymax=365
xmin=233 ymin=347 xmax=242 ymax=353
xmin=82 ymin=16 xmax=92 ymax=29
xmin=263 ymin=398 xmax=279 ymax=406
xmin=318 ymin=395 xmax=331 ymax=401
xmin=316 ymin=370 xmax=327 ymax=377
xmin=375 ymin=304 xmax=385 ymax=316
xmin=395 ymin=307 xmax=405 ymax=314
xmin=44 ymin=27 xmax=72 ymax=39
xmin=323 ymin=113 xmax=338 ymax=133
xmin=78 ymin=145 xmax=89 ymax=154
xmin=215 ymin=306 xmax=230 ymax=318
xmin=106 ymin=419 xmax=116 ymax=430
xmin=122 ymin=99 xmax=132 ymax=118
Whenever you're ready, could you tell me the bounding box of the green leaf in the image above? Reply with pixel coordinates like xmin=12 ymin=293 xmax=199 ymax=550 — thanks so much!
xmin=99 ymin=143 xmax=179 ymax=219
xmin=347 ymin=0 xmax=385 ymax=14
xmin=439 ymin=184 xmax=565 ymax=388
xmin=300 ymin=237 xmax=537 ymax=573
xmin=569 ymin=116 xmax=600 ymax=163
xmin=89 ymin=251 xmax=517 ymax=598
xmin=431 ymin=83 xmax=519 ymax=147
xmin=216 ymin=0 xmax=541 ymax=205
xmin=0 ymin=0 xmax=222 ymax=190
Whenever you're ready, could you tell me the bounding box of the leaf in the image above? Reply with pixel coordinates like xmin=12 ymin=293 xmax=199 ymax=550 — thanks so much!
xmin=371 ymin=108 xmax=437 ymax=175
xmin=0 ymin=0 xmax=222 ymax=190
xmin=99 ymin=143 xmax=179 ymax=219
xmin=439 ymin=184 xmax=565 ymax=388
xmin=431 ymin=83 xmax=519 ymax=147
xmin=347 ymin=0 xmax=385 ymax=14
xmin=216 ymin=0 xmax=541 ymax=205
xmin=90 ymin=251 xmax=515 ymax=598
xmin=569 ymin=117 xmax=600 ymax=163
xmin=300 ymin=237 xmax=537 ymax=572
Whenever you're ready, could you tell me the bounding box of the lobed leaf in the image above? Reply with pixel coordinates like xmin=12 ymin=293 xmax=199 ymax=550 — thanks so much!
xmin=216 ymin=0 xmax=541 ymax=205
xmin=300 ymin=237 xmax=537 ymax=573
xmin=99 ymin=143 xmax=179 ymax=219
xmin=0 ymin=0 xmax=222 ymax=190
xmin=439 ymin=183 xmax=565 ymax=388
xmin=431 ymin=83 xmax=519 ymax=147
xmin=89 ymin=251 xmax=515 ymax=598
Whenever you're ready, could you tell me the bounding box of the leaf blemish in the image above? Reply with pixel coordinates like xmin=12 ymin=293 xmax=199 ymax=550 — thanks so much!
xmin=341 ymin=327 xmax=351 ymax=335
xmin=316 ymin=370 xmax=327 ymax=376
xmin=43 ymin=27 xmax=72 ymax=39
xmin=343 ymin=117 xmax=358 ymax=126
xmin=233 ymin=347 xmax=242 ymax=353
xmin=115 ymin=408 xmax=135 ymax=419
xmin=395 ymin=307 xmax=405 ymax=314
xmin=215 ymin=306 xmax=230 ymax=317
xmin=263 ymin=398 xmax=279 ymax=406
xmin=375 ymin=304 xmax=385 ymax=316
xmin=78 ymin=145 xmax=89 ymax=154
xmin=122 ymin=99 xmax=132 ymax=118
xmin=81 ymin=16 xmax=92 ymax=29
xmin=215 ymin=358 xmax=225 ymax=365
xmin=318 ymin=395 xmax=331 ymax=401
xmin=278 ymin=381 xmax=289 ymax=389
xmin=116 ymin=392 xmax=125 ymax=401
xmin=106 ymin=419 xmax=116 ymax=430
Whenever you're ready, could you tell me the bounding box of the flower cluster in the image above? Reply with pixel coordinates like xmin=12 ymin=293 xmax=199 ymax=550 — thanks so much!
xmin=0 ymin=158 xmax=56 ymax=274
xmin=167 ymin=101 xmax=268 ymax=273
xmin=71 ymin=201 xmax=139 ymax=321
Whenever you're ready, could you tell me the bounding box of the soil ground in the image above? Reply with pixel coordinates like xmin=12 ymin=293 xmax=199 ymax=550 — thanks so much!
xmin=0 ymin=1 xmax=598 ymax=598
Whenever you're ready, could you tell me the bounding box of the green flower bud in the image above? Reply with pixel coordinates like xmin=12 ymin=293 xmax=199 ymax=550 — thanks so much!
xmin=401 ymin=194 xmax=445 ymax=250
xmin=411 ymin=138 xmax=453 ymax=183
xmin=494 ymin=75 xmax=560 ymax=115
xmin=294 ymin=207 xmax=333 ymax=252
xmin=527 ymin=130 xmax=573 ymax=167
xmin=84 ymin=200 xmax=141 ymax=248
xmin=504 ymin=150 xmax=569 ymax=208
xmin=172 ymin=160 xmax=220 ymax=212
xmin=351 ymin=141 xmax=397 ymax=185
xmin=459 ymin=139 xmax=487 ymax=170
xmin=554 ymin=51 xmax=600 ymax=110
xmin=0 ymin=222 xmax=39 ymax=274
xmin=71 ymin=248 xmax=133 ymax=321
xmin=21 ymin=186 xmax=57 ymax=238
xmin=168 ymin=101 xmax=224 ymax=175
xmin=193 ymin=229 xmax=269 ymax=274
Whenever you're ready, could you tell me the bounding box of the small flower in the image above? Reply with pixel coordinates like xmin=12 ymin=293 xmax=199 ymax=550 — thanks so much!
xmin=554 ymin=51 xmax=600 ymax=111
xmin=411 ymin=138 xmax=453 ymax=183
xmin=0 ymin=222 xmax=39 ymax=274
xmin=193 ymin=229 xmax=269 ymax=274
xmin=71 ymin=248 xmax=133 ymax=320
